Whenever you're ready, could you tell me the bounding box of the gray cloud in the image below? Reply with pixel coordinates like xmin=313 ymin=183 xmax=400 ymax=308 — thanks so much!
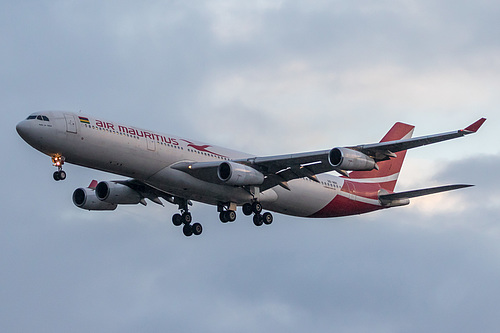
xmin=2 ymin=1 xmax=500 ymax=332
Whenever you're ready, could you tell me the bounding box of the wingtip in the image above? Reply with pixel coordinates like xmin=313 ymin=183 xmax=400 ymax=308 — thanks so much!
xmin=456 ymin=184 xmax=474 ymax=189
xmin=464 ymin=118 xmax=486 ymax=133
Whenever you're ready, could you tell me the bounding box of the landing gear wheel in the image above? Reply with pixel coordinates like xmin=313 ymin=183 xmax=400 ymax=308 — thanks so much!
xmin=172 ymin=213 xmax=183 ymax=226
xmin=227 ymin=210 xmax=237 ymax=222
xmin=262 ymin=212 xmax=273 ymax=225
xmin=220 ymin=210 xmax=237 ymax=223
xmin=192 ymin=223 xmax=203 ymax=235
xmin=181 ymin=212 xmax=192 ymax=224
xmin=253 ymin=214 xmax=263 ymax=226
xmin=252 ymin=202 xmax=263 ymax=214
xmin=242 ymin=203 xmax=253 ymax=216
xmin=53 ymin=170 xmax=66 ymax=181
xmin=183 ymin=224 xmax=193 ymax=237
xmin=220 ymin=211 xmax=229 ymax=223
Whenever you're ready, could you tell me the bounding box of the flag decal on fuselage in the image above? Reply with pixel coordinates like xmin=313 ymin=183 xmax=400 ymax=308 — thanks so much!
xmin=78 ymin=116 xmax=90 ymax=124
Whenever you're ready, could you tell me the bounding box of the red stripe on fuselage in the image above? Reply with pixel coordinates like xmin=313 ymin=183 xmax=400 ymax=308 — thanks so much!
xmin=309 ymin=180 xmax=385 ymax=218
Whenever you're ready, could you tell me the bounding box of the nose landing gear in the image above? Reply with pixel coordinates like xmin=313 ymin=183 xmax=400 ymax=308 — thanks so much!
xmin=52 ymin=155 xmax=66 ymax=181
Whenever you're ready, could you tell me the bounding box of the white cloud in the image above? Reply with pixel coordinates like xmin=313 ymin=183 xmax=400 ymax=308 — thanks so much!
xmin=207 ymin=0 xmax=284 ymax=43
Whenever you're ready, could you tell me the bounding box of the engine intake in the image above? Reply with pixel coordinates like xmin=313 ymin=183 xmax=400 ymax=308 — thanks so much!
xmin=329 ymin=147 xmax=377 ymax=171
xmin=72 ymin=187 xmax=117 ymax=211
xmin=95 ymin=181 xmax=142 ymax=204
xmin=217 ymin=161 xmax=265 ymax=186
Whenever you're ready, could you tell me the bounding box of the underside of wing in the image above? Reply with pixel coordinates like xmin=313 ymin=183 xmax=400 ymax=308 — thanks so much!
xmin=168 ymin=118 xmax=485 ymax=192
xmin=72 ymin=178 xmax=185 ymax=211
xmin=113 ymin=179 xmax=178 ymax=206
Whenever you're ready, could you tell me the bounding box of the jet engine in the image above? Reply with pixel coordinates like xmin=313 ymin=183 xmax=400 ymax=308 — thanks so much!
xmin=217 ymin=161 xmax=265 ymax=186
xmin=329 ymin=147 xmax=377 ymax=171
xmin=72 ymin=187 xmax=117 ymax=211
xmin=95 ymin=181 xmax=142 ymax=204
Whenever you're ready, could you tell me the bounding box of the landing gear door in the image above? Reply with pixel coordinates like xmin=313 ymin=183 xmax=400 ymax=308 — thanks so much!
xmin=64 ymin=114 xmax=77 ymax=134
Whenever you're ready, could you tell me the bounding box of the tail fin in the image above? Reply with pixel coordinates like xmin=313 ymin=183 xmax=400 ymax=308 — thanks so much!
xmin=348 ymin=122 xmax=415 ymax=192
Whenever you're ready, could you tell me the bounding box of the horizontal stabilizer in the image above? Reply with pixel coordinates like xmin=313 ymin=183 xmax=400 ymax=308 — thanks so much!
xmin=379 ymin=184 xmax=473 ymax=203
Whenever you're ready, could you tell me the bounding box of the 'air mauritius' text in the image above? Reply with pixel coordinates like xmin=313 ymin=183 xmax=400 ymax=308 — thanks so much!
xmin=95 ymin=119 xmax=179 ymax=145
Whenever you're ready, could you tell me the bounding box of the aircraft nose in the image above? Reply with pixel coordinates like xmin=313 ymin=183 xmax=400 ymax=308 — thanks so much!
xmin=16 ymin=120 xmax=30 ymax=140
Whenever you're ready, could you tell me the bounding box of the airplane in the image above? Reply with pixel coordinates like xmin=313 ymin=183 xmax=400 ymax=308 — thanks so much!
xmin=16 ymin=111 xmax=486 ymax=237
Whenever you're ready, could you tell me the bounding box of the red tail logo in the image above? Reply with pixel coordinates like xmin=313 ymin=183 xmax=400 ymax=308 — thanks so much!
xmin=348 ymin=122 xmax=414 ymax=192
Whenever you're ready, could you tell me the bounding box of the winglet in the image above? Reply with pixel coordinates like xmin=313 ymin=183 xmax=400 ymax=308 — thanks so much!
xmin=88 ymin=180 xmax=98 ymax=190
xmin=464 ymin=118 xmax=486 ymax=133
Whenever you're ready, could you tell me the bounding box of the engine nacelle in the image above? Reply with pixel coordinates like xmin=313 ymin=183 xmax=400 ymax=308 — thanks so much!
xmin=329 ymin=147 xmax=377 ymax=171
xmin=95 ymin=181 xmax=142 ymax=204
xmin=217 ymin=161 xmax=265 ymax=186
xmin=72 ymin=187 xmax=117 ymax=211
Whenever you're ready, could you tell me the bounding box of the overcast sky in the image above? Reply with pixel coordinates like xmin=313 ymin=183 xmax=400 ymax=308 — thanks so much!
xmin=1 ymin=1 xmax=500 ymax=332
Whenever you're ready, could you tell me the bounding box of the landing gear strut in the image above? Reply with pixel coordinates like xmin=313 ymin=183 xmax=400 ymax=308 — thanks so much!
xmin=52 ymin=155 xmax=66 ymax=181
xmin=171 ymin=198 xmax=202 ymax=237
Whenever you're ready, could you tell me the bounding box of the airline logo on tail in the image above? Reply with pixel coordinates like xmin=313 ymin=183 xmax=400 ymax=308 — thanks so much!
xmin=348 ymin=122 xmax=415 ymax=192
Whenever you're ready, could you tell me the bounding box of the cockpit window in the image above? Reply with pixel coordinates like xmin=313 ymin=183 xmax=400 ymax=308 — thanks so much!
xmin=33 ymin=115 xmax=50 ymax=121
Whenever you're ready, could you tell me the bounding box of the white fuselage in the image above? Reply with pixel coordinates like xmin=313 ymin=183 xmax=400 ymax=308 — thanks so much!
xmin=17 ymin=111 xmax=378 ymax=217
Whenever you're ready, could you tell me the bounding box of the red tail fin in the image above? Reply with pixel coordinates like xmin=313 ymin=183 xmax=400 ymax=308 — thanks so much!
xmin=348 ymin=122 xmax=415 ymax=192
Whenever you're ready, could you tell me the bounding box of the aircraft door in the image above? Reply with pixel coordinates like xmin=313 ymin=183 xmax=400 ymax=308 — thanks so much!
xmin=64 ymin=114 xmax=77 ymax=134
xmin=346 ymin=181 xmax=356 ymax=201
xmin=147 ymin=137 xmax=156 ymax=151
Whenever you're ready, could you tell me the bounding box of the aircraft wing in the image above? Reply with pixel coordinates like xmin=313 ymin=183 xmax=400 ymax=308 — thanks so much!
xmin=171 ymin=151 xmax=334 ymax=190
xmin=237 ymin=118 xmax=485 ymax=190
xmin=172 ymin=118 xmax=485 ymax=191
xmin=238 ymin=150 xmax=334 ymax=186
xmin=348 ymin=118 xmax=486 ymax=160
xmin=113 ymin=179 xmax=188 ymax=207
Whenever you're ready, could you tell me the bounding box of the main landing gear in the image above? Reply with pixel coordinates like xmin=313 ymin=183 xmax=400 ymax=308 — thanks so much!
xmin=171 ymin=198 xmax=202 ymax=237
xmin=217 ymin=201 xmax=273 ymax=226
xmin=241 ymin=201 xmax=273 ymax=227
xmin=218 ymin=202 xmax=237 ymax=223
xmin=171 ymin=198 xmax=273 ymax=237
xmin=52 ymin=155 xmax=66 ymax=181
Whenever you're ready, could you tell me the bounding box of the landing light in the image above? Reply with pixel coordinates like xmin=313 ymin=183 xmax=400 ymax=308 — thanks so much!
xmin=52 ymin=155 xmax=65 ymax=167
